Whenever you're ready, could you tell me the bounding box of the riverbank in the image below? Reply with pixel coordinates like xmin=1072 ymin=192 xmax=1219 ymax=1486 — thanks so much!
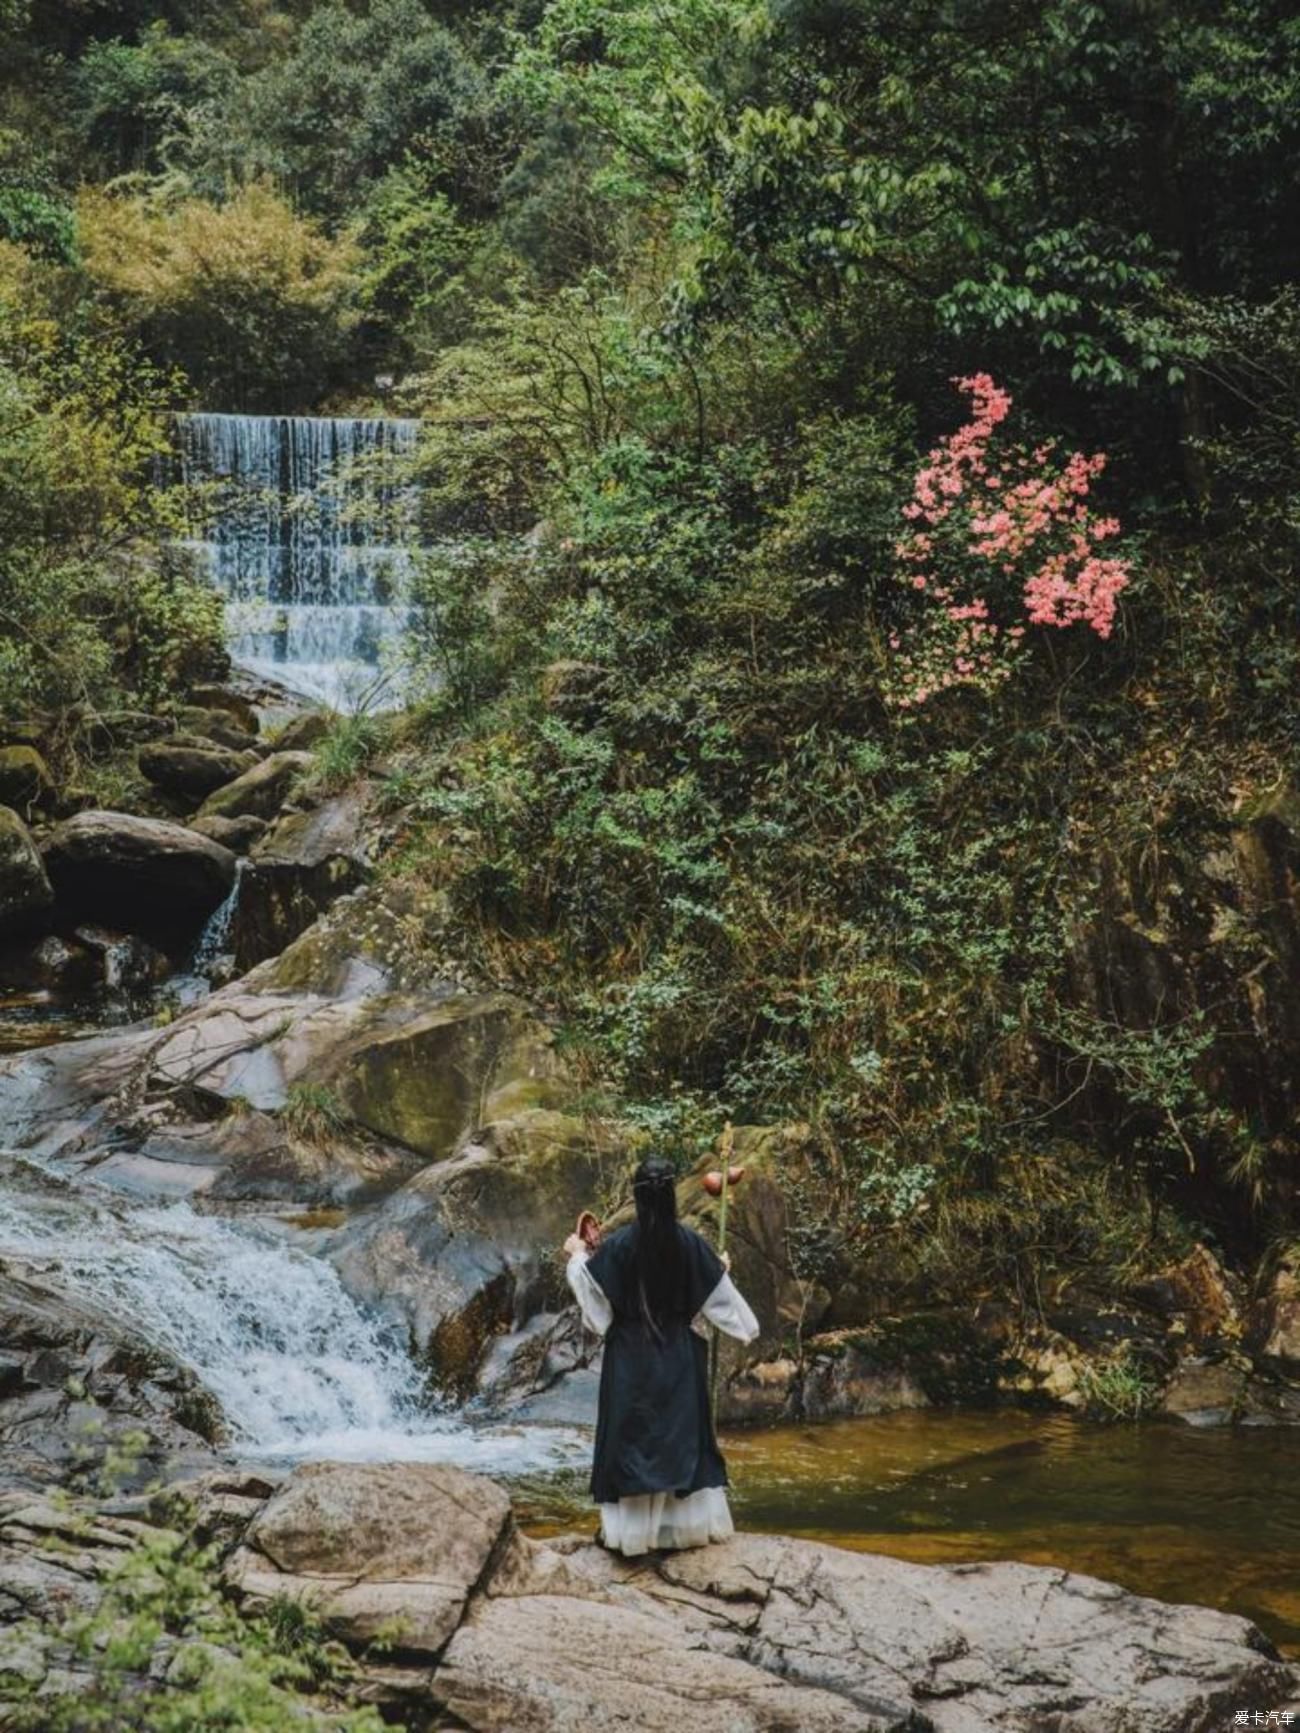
xmin=3 ymin=1459 xmax=1297 ymax=1731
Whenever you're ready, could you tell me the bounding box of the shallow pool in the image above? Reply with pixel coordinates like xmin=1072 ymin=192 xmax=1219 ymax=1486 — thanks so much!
xmin=513 ymin=1408 xmax=1300 ymax=1655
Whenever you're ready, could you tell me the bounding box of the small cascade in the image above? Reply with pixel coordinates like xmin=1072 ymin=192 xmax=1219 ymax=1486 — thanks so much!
xmin=0 ymin=1157 xmax=587 ymax=1471
xmin=190 ymin=857 xmax=246 ymax=983
xmin=174 ymin=413 xmax=421 ymax=709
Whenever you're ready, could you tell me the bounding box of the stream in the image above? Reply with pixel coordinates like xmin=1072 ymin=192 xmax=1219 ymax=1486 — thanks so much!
xmin=519 ymin=1409 xmax=1300 ymax=1656
xmin=3 ymin=406 xmax=1297 ymax=1673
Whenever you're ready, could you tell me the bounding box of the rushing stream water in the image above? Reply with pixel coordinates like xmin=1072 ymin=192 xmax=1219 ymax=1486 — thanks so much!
xmin=0 ymin=1156 xmax=586 ymax=1476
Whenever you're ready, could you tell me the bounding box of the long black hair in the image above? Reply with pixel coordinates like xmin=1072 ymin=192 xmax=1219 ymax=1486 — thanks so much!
xmin=631 ymin=1156 xmax=683 ymax=1339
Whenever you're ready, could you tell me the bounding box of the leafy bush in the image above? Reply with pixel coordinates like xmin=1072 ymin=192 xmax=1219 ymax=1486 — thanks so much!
xmin=77 ymin=181 xmax=360 ymax=410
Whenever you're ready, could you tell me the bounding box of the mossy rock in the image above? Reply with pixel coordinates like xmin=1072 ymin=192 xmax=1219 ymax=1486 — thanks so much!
xmin=0 ymin=745 xmax=54 ymax=812
xmin=197 ymin=750 xmax=314 ymax=821
xmin=805 ymin=1311 xmax=1005 ymax=1407
xmin=0 ymin=805 xmax=54 ymax=935
xmin=334 ymin=991 xmax=570 ymax=1162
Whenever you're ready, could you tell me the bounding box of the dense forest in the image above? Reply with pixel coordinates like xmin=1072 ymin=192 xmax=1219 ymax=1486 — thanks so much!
xmin=2 ymin=0 xmax=1299 ymax=1344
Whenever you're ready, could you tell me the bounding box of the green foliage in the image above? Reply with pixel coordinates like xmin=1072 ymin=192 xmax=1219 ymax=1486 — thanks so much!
xmin=282 ymin=1081 xmax=351 ymax=1143
xmin=4 ymin=1517 xmax=385 ymax=1731
xmin=76 ymin=181 xmax=360 ymax=410
xmin=0 ymin=253 xmax=222 ymax=718
xmin=210 ymin=0 xmax=491 ymax=220
xmin=1076 ymin=1349 xmax=1161 ymax=1422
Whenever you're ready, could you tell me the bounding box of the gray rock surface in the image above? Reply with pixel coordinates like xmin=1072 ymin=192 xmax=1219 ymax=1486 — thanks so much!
xmin=41 ymin=809 xmax=237 ymax=936
xmin=0 ymin=805 xmax=53 ymax=935
xmin=212 ymin=1461 xmax=1298 ymax=1733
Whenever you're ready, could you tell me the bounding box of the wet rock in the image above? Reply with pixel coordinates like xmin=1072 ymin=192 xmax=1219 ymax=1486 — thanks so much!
xmin=800 ymin=1319 xmax=984 ymax=1422
xmin=137 ymin=740 xmax=256 ymax=802
xmin=41 ymin=811 xmax=236 ymax=939
xmin=175 ymin=706 xmax=260 ymax=752
xmin=187 ymin=812 xmax=268 ymax=854
xmin=723 ymin=1355 xmax=802 ymax=1423
xmin=232 ymin=787 xmax=369 ymax=971
xmin=0 ymin=1236 xmax=224 ymax=1494
xmin=0 ymin=806 xmax=53 ymax=935
xmin=0 ymin=933 xmax=95 ymax=993
xmin=1255 ymin=1258 xmax=1300 ymax=1374
xmin=272 ymin=710 xmax=333 ymax=752
xmin=0 ymin=745 xmax=54 ymax=813
xmin=196 ymin=750 xmax=314 ymax=822
xmin=73 ymin=924 xmax=173 ymax=992
xmin=1161 ymin=1354 xmax=1249 ymax=1424
xmin=187 ymin=686 xmax=261 ymax=737
xmin=331 ymin=1117 xmax=607 ymax=1395
xmin=226 ymin=1462 xmax=511 ymax=1658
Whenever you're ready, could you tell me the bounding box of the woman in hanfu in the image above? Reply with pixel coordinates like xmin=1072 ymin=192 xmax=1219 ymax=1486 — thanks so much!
xmin=563 ymin=1155 xmax=760 ymax=1556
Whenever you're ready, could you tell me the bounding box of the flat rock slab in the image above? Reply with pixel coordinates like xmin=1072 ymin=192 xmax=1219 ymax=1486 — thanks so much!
xmin=435 ymin=1591 xmax=907 ymax=1731
xmin=226 ymin=1461 xmax=512 ymax=1659
xmin=218 ymin=1463 xmax=1296 ymax=1733
xmin=549 ymin=1535 xmax=1296 ymax=1733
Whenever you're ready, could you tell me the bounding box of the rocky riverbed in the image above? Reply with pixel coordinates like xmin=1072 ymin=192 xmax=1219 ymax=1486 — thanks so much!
xmin=3 ymin=1459 xmax=1297 ymax=1731
xmin=3 ymin=683 xmax=1300 ymax=1727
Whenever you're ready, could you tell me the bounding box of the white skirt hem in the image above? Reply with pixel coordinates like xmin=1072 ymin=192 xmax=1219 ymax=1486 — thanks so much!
xmin=599 ymin=1485 xmax=734 ymax=1556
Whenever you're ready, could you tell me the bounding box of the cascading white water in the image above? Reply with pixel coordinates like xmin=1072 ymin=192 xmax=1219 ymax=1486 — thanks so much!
xmin=174 ymin=413 xmax=421 ymax=710
xmin=0 ymin=1158 xmax=587 ymax=1472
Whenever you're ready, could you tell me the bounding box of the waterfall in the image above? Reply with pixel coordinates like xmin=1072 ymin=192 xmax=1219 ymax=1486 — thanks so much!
xmin=189 ymin=857 xmax=245 ymax=981
xmin=0 ymin=1158 xmax=586 ymax=1472
xmin=174 ymin=413 xmax=421 ymax=711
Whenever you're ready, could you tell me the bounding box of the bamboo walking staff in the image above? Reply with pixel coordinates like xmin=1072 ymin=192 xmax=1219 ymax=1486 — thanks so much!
xmin=708 ymin=1121 xmax=738 ymax=1424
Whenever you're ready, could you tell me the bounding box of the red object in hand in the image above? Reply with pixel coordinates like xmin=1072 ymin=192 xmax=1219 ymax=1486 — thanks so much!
xmin=702 ymin=1165 xmax=746 ymax=1196
xmin=576 ymin=1210 xmax=602 ymax=1250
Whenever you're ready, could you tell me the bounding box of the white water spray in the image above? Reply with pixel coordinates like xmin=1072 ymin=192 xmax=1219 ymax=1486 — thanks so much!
xmin=0 ymin=1160 xmax=587 ymax=1473
xmin=174 ymin=413 xmax=421 ymax=710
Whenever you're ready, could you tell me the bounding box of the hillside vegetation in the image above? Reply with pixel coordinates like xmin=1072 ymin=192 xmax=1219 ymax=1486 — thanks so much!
xmin=1 ymin=0 xmax=1298 ymax=1313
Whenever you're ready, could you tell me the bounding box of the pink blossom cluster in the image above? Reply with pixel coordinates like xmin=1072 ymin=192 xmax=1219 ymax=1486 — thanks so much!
xmin=887 ymin=374 xmax=1132 ymax=708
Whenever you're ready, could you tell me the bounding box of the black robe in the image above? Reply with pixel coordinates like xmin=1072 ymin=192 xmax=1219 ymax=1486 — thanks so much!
xmin=584 ymin=1221 xmax=728 ymax=1504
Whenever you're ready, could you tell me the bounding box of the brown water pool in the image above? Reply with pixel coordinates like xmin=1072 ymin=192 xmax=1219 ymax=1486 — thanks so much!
xmin=513 ymin=1408 xmax=1300 ymax=1655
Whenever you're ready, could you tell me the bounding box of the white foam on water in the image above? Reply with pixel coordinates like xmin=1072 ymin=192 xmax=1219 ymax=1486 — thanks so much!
xmin=173 ymin=413 xmax=421 ymax=712
xmin=0 ymin=1159 xmax=588 ymax=1474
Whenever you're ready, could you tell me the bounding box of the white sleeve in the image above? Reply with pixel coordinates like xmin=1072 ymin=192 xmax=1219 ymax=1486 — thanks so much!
xmin=700 ymin=1272 xmax=761 ymax=1343
xmin=566 ymin=1249 xmax=614 ymax=1338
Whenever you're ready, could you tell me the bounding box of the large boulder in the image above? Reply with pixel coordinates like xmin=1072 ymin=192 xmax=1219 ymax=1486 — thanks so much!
xmin=272 ymin=710 xmax=334 ymax=752
xmin=331 ymin=1118 xmax=610 ymax=1395
xmin=1254 ymin=1257 xmax=1300 ymax=1374
xmin=0 ymin=806 xmax=53 ymax=936
xmin=41 ymin=810 xmax=236 ymax=938
xmin=0 ymin=746 xmax=53 ymax=813
xmin=218 ymin=1462 xmax=1298 ymax=1732
xmin=232 ymin=788 xmax=370 ymax=971
xmin=175 ymin=706 xmax=260 ymax=752
xmin=187 ymin=812 xmax=268 ymax=854
xmin=196 ymin=751 xmax=314 ymax=822
xmin=187 ymin=685 xmax=261 ymax=737
xmin=137 ymin=739 xmax=256 ymax=802
xmin=227 ymin=1463 xmax=511 ymax=1658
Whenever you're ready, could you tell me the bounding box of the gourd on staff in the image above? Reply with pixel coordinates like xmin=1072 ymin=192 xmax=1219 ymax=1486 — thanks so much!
xmin=563 ymin=1153 xmax=759 ymax=1556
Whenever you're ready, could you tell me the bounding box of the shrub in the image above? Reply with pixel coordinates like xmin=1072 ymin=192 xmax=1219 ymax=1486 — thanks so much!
xmin=77 ymin=181 xmax=361 ymax=410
